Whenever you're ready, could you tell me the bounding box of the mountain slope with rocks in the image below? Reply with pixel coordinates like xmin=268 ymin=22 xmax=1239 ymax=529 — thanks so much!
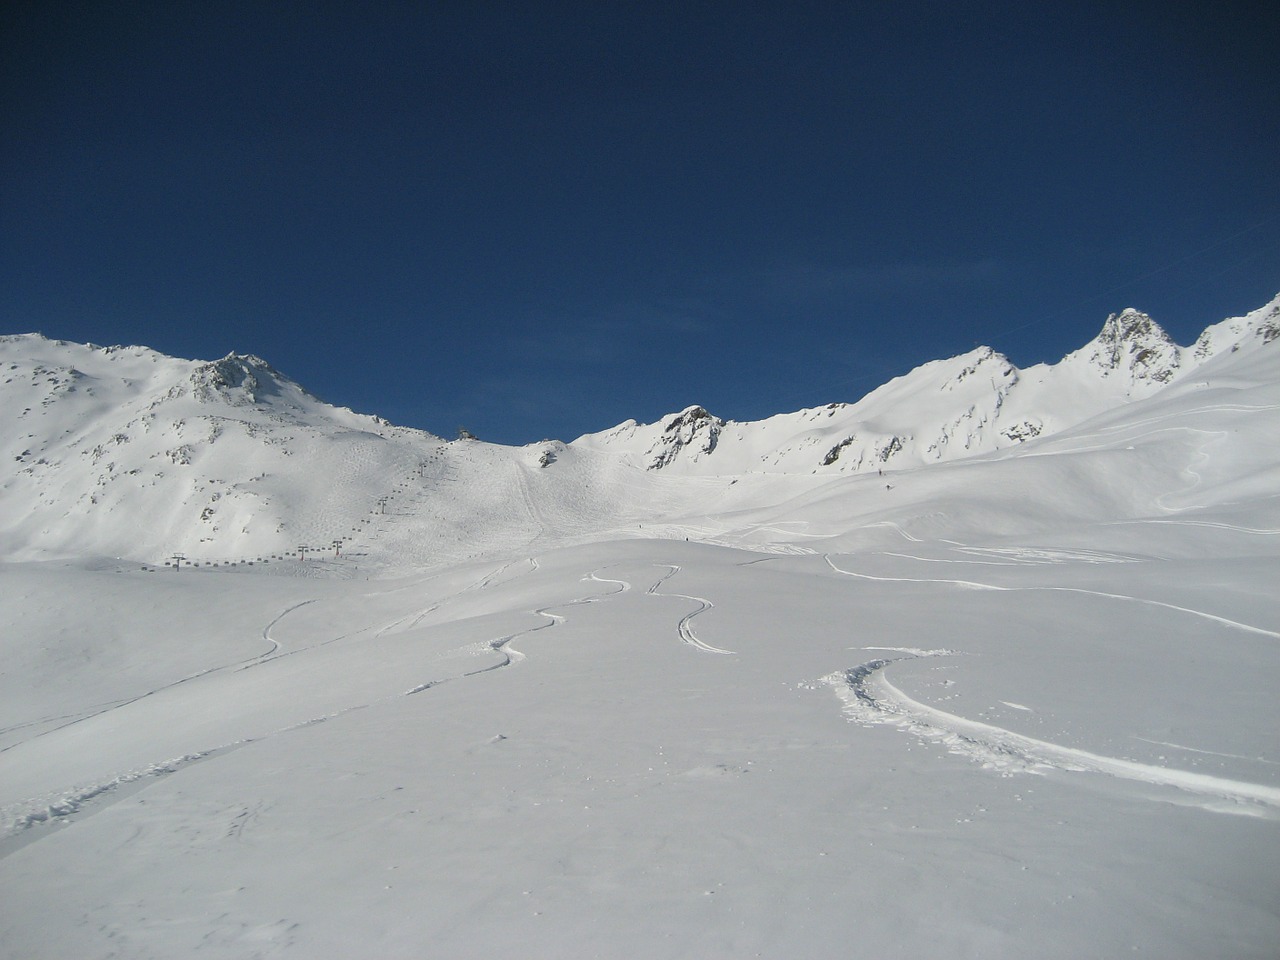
xmin=574 ymin=297 xmax=1280 ymax=476
xmin=1 ymin=294 xmax=1277 ymax=568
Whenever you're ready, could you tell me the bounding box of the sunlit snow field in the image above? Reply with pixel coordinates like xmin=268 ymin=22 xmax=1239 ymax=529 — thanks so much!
xmin=2 ymin=311 xmax=1279 ymax=958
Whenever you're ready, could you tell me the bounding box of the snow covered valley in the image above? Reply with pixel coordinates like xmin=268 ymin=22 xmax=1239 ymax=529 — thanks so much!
xmin=2 ymin=299 xmax=1279 ymax=958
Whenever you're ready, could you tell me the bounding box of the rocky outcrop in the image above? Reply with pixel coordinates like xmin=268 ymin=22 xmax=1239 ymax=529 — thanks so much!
xmin=646 ymin=406 xmax=724 ymax=470
xmin=1081 ymin=309 xmax=1182 ymax=387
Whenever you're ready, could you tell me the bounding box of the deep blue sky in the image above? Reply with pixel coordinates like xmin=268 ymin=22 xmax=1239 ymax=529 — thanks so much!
xmin=3 ymin=2 xmax=1277 ymax=444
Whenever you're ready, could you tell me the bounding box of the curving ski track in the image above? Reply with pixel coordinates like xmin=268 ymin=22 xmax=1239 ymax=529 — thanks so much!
xmin=821 ymin=551 xmax=1280 ymax=815
xmin=1 ymin=599 xmax=320 ymax=757
xmin=825 ymin=650 xmax=1280 ymax=816
xmin=646 ymin=565 xmax=735 ymax=655
xmin=823 ymin=555 xmax=1280 ymax=639
xmin=2 ymin=561 xmax=617 ymax=852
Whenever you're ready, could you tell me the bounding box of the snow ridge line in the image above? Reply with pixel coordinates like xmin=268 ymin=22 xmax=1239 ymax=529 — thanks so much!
xmin=647 ymin=564 xmax=735 ymax=655
xmin=825 ymin=652 xmax=1280 ymax=815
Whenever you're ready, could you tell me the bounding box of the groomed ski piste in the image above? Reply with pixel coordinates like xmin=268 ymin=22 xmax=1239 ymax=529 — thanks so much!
xmin=1 ymin=296 xmax=1278 ymax=958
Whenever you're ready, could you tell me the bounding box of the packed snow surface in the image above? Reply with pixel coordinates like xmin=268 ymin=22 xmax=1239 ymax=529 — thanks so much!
xmin=1 ymin=296 xmax=1278 ymax=958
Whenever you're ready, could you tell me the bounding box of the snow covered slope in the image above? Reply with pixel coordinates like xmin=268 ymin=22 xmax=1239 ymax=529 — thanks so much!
xmin=0 ymin=336 xmax=445 ymax=562
xmin=1 ymin=295 xmax=1278 ymax=959
xmin=575 ymin=296 xmax=1280 ymax=476
xmin=3 ymin=295 xmax=1277 ymax=569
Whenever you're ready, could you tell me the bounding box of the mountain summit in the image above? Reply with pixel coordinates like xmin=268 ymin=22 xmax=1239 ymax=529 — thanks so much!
xmin=1 ymin=294 xmax=1277 ymax=565
xmin=579 ymin=295 xmax=1277 ymax=475
xmin=1074 ymin=308 xmax=1183 ymax=387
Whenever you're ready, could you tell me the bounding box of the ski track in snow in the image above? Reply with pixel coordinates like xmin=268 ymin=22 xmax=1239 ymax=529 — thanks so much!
xmin=1117 ymin=518 xmax=1280 ymax=536
xmin=944 ymin=546 xmax=1147 ymax=565
xmin=1131 ymin=737 xmax=1280 ymax=766
xmin=510 ymin=462 xmax=546 ymax=544
xmin=0 ymin=745 xmax=249 ymax=859
xmin=822 ymin=555 xmax=1280 ymax=639
xmin=254 ymin=599 xmax=319 ymax=660
xmin=646 ymin=565 xmax=735 ymax=655
xmin=824 ymin=651 xmax=1280 ymax=817
xmin=861 ymin=520 xmax=923 ymax=543
xmin=0 ymin=559 xmax=630 ymax=850
xmin=0 ymin=599 xmax=320 ymax=757
xmin=821 ymin=554 xmax=1280 ymax=815
xmin=387 ymin=557 xmax=537 ymax=637
xmin=426 ymin=567 xmax=631 ymax=686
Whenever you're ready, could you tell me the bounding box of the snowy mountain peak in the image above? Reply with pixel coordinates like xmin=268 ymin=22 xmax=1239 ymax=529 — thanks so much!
xmin=1192 ymin=292 xmax=1280 ymax=361
xmin=190 ymin=353 xmax=294 ymax=406
xmin=0 ymin=335 xmax=442 ymax=562
xmin=3 ymin=294 xmax=1278 ymax=562
xmin=649 ymin=405 xmax=725 ymax=469
xmin=1080 ymin=308 xmax=1182 ymax=385
xmin=943 ymin=345 xmax=1016 ymax=389
xmin=663 ymin=404 xmax=719 ymax=431
xmin=576 ymin=296 xmax=1279 ymax=480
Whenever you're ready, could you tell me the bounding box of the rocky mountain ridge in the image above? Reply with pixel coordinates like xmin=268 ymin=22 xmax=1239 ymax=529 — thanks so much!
xmin=2 ymin=294 xmax=1277 ymax=563
xmin=577 ymin=297 xmax=1280 ymax=475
